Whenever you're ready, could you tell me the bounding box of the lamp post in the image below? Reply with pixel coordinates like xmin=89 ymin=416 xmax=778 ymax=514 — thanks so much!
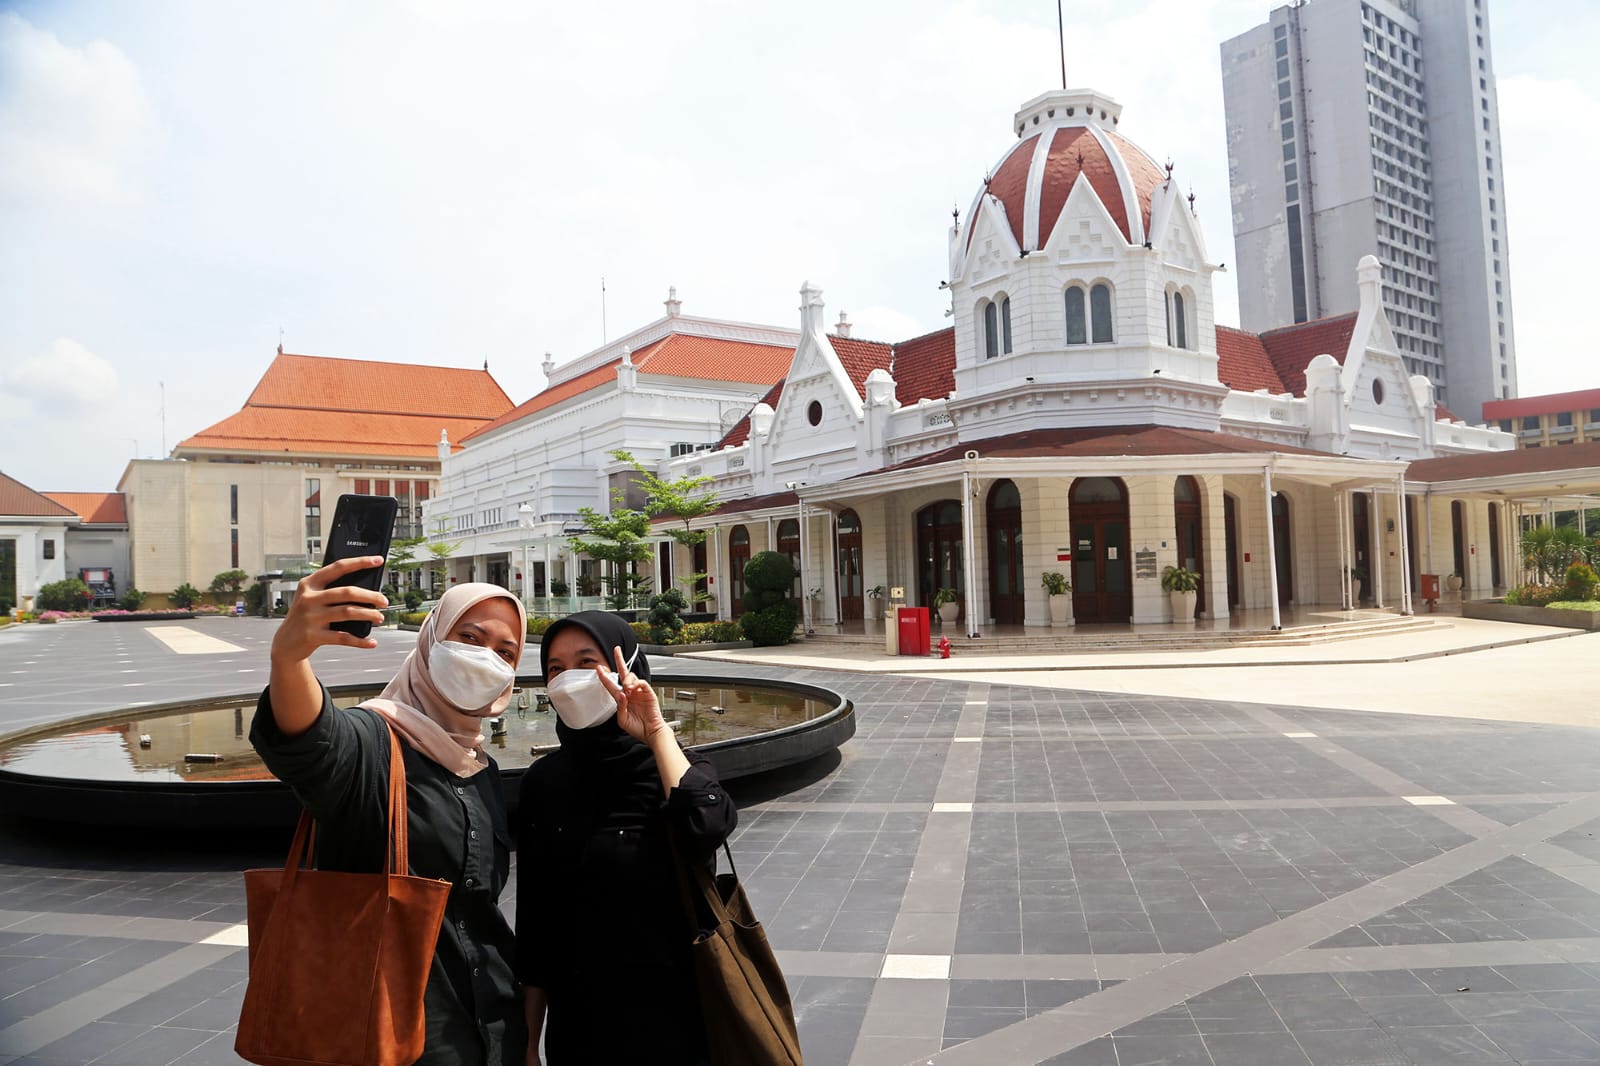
xmin=517 ymin=502 xmax=535 ymax=610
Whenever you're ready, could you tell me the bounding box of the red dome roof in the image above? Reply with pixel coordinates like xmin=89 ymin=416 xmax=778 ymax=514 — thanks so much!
xmin=965 ymin=90 xmax=1167 ymax=251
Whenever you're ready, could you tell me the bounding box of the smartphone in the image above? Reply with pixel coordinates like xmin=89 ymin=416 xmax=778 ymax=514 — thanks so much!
xmin=321 ymin=494 xmax=399 ymax=638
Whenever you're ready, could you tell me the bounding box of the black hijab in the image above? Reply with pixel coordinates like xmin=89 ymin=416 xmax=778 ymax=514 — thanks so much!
xmin=541 ymin=611 xmax=655 ymax=776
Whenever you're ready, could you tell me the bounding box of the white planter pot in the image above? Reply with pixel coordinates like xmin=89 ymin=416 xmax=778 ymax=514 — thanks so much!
xmin=1047 ymin=593 xmax=1072 ymax=625
xmin=937 ymin=601 xmax=959 ymax=624
xmin=865 ymin=599 xmax=883 ymax=621
xmin=1169 ymin=589 xmax=1197 ymax=624
xmin=1445 ymin=574 xmax=1464 ymax=594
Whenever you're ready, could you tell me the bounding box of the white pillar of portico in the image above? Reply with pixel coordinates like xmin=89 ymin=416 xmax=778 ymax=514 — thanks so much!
xmin=797 ymin=499 xmax=812 ymax=635
xmin=1335 ymin=489 xmax=1351 ymax=609
xmin=961 ymin=467 xmax=980 ymax=638
xmin=1263 ymin=464 xmax=1282 ymax=631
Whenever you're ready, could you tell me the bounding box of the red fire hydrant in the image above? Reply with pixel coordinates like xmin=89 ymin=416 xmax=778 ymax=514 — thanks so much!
xmin=938 ymin=635 xmax=951 ymax=659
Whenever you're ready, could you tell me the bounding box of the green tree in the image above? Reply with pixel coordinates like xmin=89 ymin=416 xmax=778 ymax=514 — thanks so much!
xmin=609 ymin=449 xmax=721 ymax=607
xmin=425 ymin=517 xmax=464 ymax=591
xmin=739 ymin=551 xmax=799 ymax=646
xmin=170 ymin=582 xmax=203 ymax=609
xmin=568 ymin=502 xmax=655 ymax=610
xmin=388 ymin=531 xmax=427 ymax=593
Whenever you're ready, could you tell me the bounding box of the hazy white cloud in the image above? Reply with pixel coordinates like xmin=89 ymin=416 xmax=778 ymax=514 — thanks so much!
xmin=5 ymin=338 xmax=122 ymax=412
xmin=0 ymin=13 xmax=159 ymax=206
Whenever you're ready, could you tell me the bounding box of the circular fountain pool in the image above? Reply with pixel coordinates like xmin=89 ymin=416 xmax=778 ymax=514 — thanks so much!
xmin=0 ymin=676 xmax=853 ymax=827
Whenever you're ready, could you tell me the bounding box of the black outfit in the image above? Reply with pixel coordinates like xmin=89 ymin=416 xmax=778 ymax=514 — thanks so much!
xmin=251 ymin=686 xmax=527 ymax=1066
xmin=515 ymin=612 xmax=737 ymax=1065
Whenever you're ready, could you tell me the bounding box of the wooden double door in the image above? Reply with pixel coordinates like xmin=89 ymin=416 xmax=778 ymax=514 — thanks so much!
xmin=1070 ymin=478 xmax=1131 ymax=624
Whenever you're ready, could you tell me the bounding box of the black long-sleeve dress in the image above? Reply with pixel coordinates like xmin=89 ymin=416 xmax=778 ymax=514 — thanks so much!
xmin=515 ymin=718 xmax=737 ymax=1065
xmin=251 ymin=686 xmax=527 ymax=1066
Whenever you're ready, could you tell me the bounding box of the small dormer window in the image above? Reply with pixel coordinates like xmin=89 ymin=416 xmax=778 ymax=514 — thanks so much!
xmin=1090 ymin=283 xmax=1114 ymax=343
xmin=1372 ymin=379 xmax=1385 ymax=405
xmin=1168 ymin=290 xmax=1189 ymax=349
xmin=1000 ymin=297 xmax=1013 ymax=354
xmin=807 ymin=400 xmax=823 ymax=426
xmin=983 ymin=301 xmax=999 ymax=359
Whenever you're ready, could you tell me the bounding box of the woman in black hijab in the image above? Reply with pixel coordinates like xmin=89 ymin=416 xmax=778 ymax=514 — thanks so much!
xmin=515 ymin=611 xmax=736 ymax=1065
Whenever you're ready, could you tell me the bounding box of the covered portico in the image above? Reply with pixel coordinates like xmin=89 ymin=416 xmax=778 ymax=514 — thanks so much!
xmin=690 ymin=425 xmax=1412 ymax=635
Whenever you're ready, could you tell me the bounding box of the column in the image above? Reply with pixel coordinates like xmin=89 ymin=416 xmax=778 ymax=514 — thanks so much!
xmin=1396 ymin=477 xmax=1413 ymax=616
xmin=1263 ymin=466 xmax=1281 ymax=631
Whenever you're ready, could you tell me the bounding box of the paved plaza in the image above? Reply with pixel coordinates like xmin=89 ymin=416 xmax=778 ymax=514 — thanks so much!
xmin=2 ymin=618 xmax=1600 ymax=1064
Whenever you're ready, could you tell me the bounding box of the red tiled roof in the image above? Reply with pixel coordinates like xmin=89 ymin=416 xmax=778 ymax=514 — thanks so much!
xmin=1215 ymin=326 xmax=1286 ymax=394
xmin=983 ymin=133 xmax=1039 ymax=251
xmin=1483 ymin=388 xmax=1600 ymax=421
xmin=1258 ymin=313 xmax=1359 ymax=397
xmin=467 ymin=334 xmax=794 ymax=444
xmin=1434 ymin=403 xmax=1461 ymax=423
xmin=1104 ymin=130 xmax=1167 ymax=240
xmin=1406 ymin=440 xmax=1600 ymax=484
xmin=42 ymin=492 xmax=126 ymax=525
xmin=0 ymin=472 xmax=76 ymax=518
xmin=464 ymin=360 xmax=622 ymax=443
xmin=828 ymin=336 xmax=894 ymax=397
xmin=892 ymin=327 xmax=957 ymax=406
xmin=868 ymin=425 xmax=1335 ymax=477
xmin=720 ymin=380 xmax=784 ymax=449
xmin=629 ymin=334 xmax=795 ymax=385
xmin=244 ymin=352 xmax=512 ymax=419
xmin=180 ymin=409 xmax=493 ymax=459
xmin=180 ymin=351 xmax=513 ymax=458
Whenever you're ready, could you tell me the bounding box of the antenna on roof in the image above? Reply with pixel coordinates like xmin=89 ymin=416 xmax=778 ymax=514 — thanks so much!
xmin=483 ymin=358 xmax=489 ymax=371
xmin=600 ymin=277 xmax=608 ymax=343
xmin=277 ymin=326 xmax=284 ymax=357
xmin=1057 ymin=0 xmax=1067 ymax=90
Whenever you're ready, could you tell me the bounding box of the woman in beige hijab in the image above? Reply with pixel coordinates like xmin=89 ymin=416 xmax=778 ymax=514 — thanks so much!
xmin=252 ymin=556 xmax=529 ymax=1065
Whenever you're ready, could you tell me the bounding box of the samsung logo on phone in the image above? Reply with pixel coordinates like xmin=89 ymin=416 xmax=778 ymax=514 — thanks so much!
xmin=348 ymin=540 xmax=369 ymax=547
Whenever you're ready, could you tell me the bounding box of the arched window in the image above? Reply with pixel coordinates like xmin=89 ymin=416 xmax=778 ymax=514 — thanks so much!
xmin=776 ymin=518 xmax=801 ymax=599
xmin=983 ymin=301 xmax=999 ymax=359
xmin=1170 ymin=290 xmax=1188 ymax=349
xmin=1000 ymin=296 xmax=1013 ymax=354
xmin=1064 ymin=286 xmax=1087 ymax=345
xmin=1090 ymin=283 xmax=1114 ymax=343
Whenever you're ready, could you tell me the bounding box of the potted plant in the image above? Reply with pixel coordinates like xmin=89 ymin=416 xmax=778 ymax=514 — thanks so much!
xmin=865 ymin=584 xmax=886 ymax=621
xmin=1445 ymin=569 xmax=1464 ymax=595
xmin=933 ymin=586 xmax=959 ymax=624
xmin=549 ymin=578 xmax=570 ymax=597
xmin=1040 ymin=571 xmax=1072 ymax=625
xmin=1348 ymin=565 xmax=1369 ymax=605
xmin=1161 ymin=565 xmax=1200 ymax=624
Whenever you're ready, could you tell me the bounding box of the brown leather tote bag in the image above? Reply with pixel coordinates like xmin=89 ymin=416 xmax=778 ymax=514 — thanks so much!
xmin=236 ymin=722 xmax=450 ymax=1066
xmin=672 ymin=836 xmax=804 ymax=1066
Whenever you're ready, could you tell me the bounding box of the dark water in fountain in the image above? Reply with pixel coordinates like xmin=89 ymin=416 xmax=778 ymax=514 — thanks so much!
xmin=0 ymin=681 xmax=833 ymax=784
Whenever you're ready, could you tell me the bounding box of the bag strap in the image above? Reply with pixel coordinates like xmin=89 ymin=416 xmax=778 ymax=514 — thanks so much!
xmin=277 ymin=715 xmax=409 ymax=885
xmin=667 ymin=829 xmax=738 ymax=931
xmin=383 ymin=720 xmax=408 ymax=875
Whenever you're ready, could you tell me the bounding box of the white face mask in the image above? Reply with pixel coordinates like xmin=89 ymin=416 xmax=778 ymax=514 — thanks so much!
xmin=428 ymin=639 xmax=516 ymax=711
xmin=548 ymin=646 xmax=638 ymax=730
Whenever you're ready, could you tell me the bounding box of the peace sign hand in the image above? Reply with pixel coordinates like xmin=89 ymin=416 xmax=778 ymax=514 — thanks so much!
xmin=597 ymin=645 xmax=666 ymax=742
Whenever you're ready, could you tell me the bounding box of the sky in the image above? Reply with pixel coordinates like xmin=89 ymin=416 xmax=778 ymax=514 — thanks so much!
xmin=2 ymin=0 xmax=1595 ymax=492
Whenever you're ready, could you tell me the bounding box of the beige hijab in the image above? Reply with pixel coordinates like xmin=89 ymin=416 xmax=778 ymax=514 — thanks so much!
xmin=361 ymin=583 xmax=527 ymax=778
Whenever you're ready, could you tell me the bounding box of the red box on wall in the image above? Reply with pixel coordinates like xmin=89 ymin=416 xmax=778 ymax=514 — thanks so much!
xmin=897 ymin=607 xmax=930 ymax=656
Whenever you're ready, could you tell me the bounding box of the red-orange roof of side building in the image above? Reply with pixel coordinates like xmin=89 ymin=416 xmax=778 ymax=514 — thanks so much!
xmin=0 ymin=472 xmax=77 ymax=518
xmin=42 ymin=492 xmax=127 ymax=524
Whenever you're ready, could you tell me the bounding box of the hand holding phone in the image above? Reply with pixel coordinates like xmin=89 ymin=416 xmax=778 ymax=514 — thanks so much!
xmin=321 ymin=494 xmax=399 ymax=638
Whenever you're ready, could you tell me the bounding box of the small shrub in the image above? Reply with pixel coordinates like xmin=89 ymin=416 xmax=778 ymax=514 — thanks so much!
xmin=741 ymin=601 xmax=800 ymax=646
xmin=170 ymin=583 xmax=203 ymax=609
xmin=403 ymin=588 xmax=424 ymax=611
xmin=527 ymin=616 xmax=556 ymax=636
xmin=119 ymin=588 xmax=147 ymax=611
xmin=37 ymin=611 xmax=61 ymax=624
xmin=644 ymin=589 xmax=688 ymax=645
xmin=1563 ymin=562 xmax=1598 ymax=602
xmin=742 ymin=551 xmax=796 ymax=613
xmin=678 ymin=620 xmax=744 ymax=645
xmin=400 ymin=611 xmax=430 ymax=626
xmin=1506 ymin=583 xmax=1563 ymax=608
xmin=37 ymin=578 xmax=93 ymax=612
xmin=550 ymin=579 xmax=570 ymax=596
